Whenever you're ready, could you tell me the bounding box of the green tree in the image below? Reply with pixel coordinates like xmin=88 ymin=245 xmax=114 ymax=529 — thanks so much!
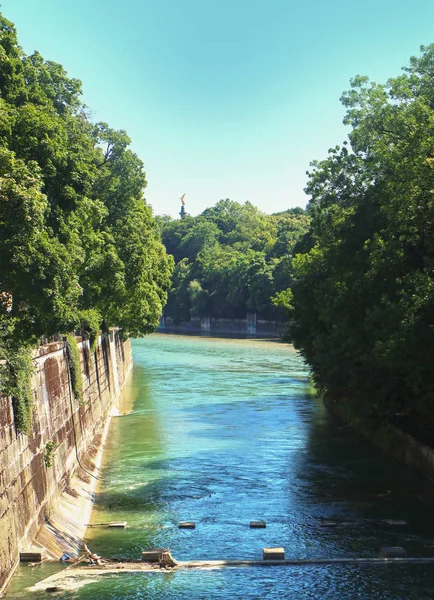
xmin=289 ymin=46 xmax=434 ymax=419
xmin=159 ymin=199 xmax=309 ymax=322
xmin=0 ymin=12 xmax=174 ymax=426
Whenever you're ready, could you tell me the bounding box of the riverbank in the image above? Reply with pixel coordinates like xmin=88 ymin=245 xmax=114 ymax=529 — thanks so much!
xmin=324 ymin=396 xmax=434 ymax=482
xmin=35 ymin=415 xmax=112 ymax=561
xmin=0 ymin=332 xmax=132 ymax=595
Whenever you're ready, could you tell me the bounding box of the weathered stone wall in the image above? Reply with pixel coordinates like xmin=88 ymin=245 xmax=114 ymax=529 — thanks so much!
xmin=159 ymin=316 xmax=287 ymax=337
xmin=0 ymin=331 xmax=132 ymax=592
xmin=324 ymin=395 xmax=434 ymax=483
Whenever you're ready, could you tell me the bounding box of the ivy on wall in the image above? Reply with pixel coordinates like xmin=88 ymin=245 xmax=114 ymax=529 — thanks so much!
xmin=44 ymin=440 xmax=56 ymax=467
xmin=0 ymin=346 xmax=35 ymax=433
xmin=65 ymin=334 xmax=83 ymax=404
xmin=78 ymin=309 xmax=101 ymax=353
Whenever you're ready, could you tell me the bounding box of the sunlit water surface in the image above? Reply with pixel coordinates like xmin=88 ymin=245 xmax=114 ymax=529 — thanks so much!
xmin=7 ymin=334 xmax=434 ymax=598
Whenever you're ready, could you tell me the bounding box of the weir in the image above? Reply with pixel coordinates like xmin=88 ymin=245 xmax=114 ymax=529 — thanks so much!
xmin=25 ymin=555 xmax=434 ymax=595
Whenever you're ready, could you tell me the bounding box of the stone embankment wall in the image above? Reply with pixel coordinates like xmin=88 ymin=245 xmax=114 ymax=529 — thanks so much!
xmin=159 ymin=316 xmax=287 ymax=337
xmin=324 ymin=396 xmax=434 ymax=482
xmin=0 ymin=331 xmax=132 ymax=592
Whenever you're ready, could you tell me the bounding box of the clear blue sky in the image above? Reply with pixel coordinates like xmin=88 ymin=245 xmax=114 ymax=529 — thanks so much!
xmin=4 ymin=0 xmax=434 ymax=217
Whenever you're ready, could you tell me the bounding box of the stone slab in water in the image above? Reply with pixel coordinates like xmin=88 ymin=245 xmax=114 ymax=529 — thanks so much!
xmin=141 ymin=548 xmax=167 ymax=562
xmin=250 ymin=521 xmax=266 ymax=528
xmin=20 ymin=549 xmax=46 ymax=562
xmin=379 ymin=546 xmax=407 ymax=558
xmin=319 ymin=521 xmax=338 ymax=527
xmin=263 ymin=547 xmax=285 ymax=560
xmin=179 ymin=521 xmax=196 ymax=529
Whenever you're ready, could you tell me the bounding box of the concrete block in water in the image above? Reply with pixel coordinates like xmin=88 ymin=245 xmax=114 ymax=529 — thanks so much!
xmin=179 ymin=521 xmax=196 ymax=529
xmin=250 ymin=521 xmax=266 ymax=528
xmin=20 ymin=549 xmax=46 ymax=562
xmin=263 ymin=547 xmax=285 ymax=560
xmin=109 ymin=521 xmax=127 ymax=528
xmin=319 ymin=521 xmax=338 ymax=527
xmin=142 ymin=548 xmax=167 ymax=562
xmin=379 ymin=546 xmax=407 ymax=558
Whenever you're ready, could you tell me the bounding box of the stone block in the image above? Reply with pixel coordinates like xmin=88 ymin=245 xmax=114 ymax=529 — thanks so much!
xmin=141 ymin=548 xmax=167 ymax=562
xmin=250 ymin=520 xmax=266 ymax=528
xmin=20 ymin=549 xmax=46 ymax=562
xmin=179 ymin=521 xmax=196 ymax=529
xmin=263 ymin=547 xmax=285 ymax=560
xmin=379 ymin=546 xmax=407 ymax=558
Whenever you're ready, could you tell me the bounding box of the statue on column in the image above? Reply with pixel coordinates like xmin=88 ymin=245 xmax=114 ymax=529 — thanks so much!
xmin=179 ymin=193 xmax=186 ymax=219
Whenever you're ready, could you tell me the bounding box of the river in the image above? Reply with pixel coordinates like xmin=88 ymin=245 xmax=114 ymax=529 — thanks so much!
xmin=7 ymin=334 xmax=434 ymax=598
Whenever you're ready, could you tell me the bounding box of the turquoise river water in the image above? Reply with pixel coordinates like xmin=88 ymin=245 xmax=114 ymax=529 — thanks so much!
xmin=7 ymin=334 xmax=434 ymax=599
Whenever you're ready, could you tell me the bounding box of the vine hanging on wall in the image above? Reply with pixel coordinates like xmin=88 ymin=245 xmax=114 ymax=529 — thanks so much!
xmin=65 ymin=334 xmax=83 ymax=404
xmin=1 ymin=346 xmax=35 ymax=433
xmin=44 ymin=440 xmax=56 ymax=467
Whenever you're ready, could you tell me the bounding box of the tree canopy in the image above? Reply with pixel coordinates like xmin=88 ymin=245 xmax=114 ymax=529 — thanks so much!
xmin=156 ymin=200 xmax=309 ymax=322
xmin=0 ymin=14 xmax=173 ymax=359
xmin=283 ymin=46 xmax=434 ymax=420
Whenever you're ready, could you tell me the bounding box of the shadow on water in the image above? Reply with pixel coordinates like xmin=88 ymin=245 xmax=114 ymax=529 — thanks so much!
xmin=287 ymin=401 xmax=434 ymax=559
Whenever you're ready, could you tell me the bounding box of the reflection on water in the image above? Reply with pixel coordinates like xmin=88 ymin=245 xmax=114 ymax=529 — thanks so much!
xmin=7 ymin=334 xmax=434 ymax=599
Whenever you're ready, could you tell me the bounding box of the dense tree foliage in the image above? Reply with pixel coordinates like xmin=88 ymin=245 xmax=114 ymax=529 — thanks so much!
xmin=284 ymin=46 xmax=434 ymax=419
xmin=157 ymin=200 xmax=309 ymax=322
xmin=0 ymin=14 xmax=173 ymax=427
